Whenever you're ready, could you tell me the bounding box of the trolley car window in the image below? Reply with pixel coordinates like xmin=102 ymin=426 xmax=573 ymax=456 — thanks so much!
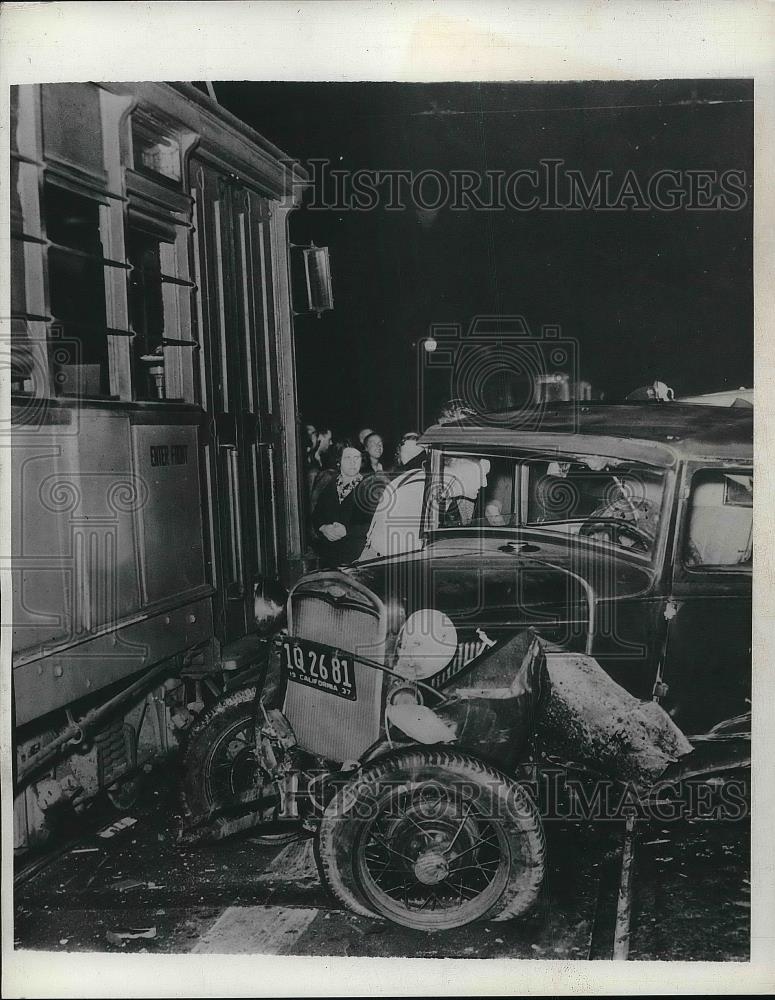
xmin=126 ymin=227 xmax=166 ymax=400
xmin=43 ymin=182 xmax=109 ymax=397
xmin=131 ymin=118 xmax=182 ymax=184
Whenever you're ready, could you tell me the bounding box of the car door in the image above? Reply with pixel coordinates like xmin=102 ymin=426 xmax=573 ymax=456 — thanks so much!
xmin=659 ymin=463 xmax=752 ymax=735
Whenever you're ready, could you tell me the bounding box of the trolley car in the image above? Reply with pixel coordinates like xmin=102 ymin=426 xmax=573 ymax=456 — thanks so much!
xmin=8 ymin=82 xmax=308 ymax=850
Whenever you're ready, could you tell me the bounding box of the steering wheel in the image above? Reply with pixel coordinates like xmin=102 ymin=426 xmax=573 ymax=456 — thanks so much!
xmin=579 ymin=518 xmax=652 ymax=551
xmin=579 ymin=498 xmax=654 ymax=552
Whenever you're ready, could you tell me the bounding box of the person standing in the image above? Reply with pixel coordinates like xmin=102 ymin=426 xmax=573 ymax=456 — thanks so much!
xmin=312 ymin=446 xmax=372 ymax=568
xmin=361 ymin=431 xmax=387 ymax=475
xmin=395 ymin=431 xmax=426 ymax=471
xmin=304 ymin=427 xmax=332 ymax=499
xmin=302 ymin=422 xmax=318 ymax=466
xmin=359 ymin=433 xmax=427 ymax=561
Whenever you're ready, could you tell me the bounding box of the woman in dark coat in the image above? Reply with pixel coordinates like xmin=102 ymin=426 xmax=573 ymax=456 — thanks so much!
xmin=312 ymin=446 xmax=374 ymax=567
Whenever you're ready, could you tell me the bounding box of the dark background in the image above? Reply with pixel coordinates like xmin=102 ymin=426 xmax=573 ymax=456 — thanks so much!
xmin=214 ymin=80 xmax=753 ymax=445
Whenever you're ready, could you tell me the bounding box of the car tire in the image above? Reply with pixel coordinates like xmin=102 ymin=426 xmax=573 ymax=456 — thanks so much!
xmin=179 ymin=686 xmax=298 ymax=845
xmin=316 ymin=748 xmax=545 ymax=930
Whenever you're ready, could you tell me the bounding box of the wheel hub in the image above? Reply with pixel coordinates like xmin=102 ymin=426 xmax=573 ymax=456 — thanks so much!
xmin=413 ymin=849 xmax=450 ymax=885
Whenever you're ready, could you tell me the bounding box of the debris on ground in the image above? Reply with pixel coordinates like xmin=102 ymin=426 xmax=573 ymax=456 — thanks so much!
xmin=258 ymin=838 xmax=317 ymax=882
xmin=106 ymin=926 xmax=157 ymax=945
xmin=111 ymin=877 xmax=145 ymax=892
xmin=179 ymin=810 xmax=267 ymax=844
xmin=98 ymin=817 xmax=138 ymax=839
xmin=85 ymin=856 xmax=109 ymax=887
xmin=70 ymin=846 xmax=99 ymax=854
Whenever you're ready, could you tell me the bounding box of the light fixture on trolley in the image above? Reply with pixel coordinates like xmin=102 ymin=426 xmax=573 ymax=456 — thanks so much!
xmin=289 ymin=241 xmax=334 ymax=318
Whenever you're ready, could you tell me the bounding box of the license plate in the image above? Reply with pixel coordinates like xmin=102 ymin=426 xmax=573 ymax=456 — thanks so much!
xmin=281 ymin=638 xmax=357 ymax=701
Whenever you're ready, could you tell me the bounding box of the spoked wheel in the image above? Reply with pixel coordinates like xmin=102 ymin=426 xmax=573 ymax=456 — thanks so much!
xmin=180 ymin=687 xmax=299 ymax=845
xmin=317 ymin=749 xmax=545 ymax=931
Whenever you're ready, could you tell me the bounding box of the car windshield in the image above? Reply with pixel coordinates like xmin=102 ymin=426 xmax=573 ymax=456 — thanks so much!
xmin=427 ymin=450 xmax=665 ymax=556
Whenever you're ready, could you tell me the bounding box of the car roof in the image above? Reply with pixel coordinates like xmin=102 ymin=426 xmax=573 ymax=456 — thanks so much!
xmin=420 ymin=403 xmax=752 ymax=468
xmin=677 ymin=388 xmax=754 ymax=407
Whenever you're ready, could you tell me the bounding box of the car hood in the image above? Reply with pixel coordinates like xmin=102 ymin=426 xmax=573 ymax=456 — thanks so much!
xmin=333 ymin=533 xmax=654 ymax=635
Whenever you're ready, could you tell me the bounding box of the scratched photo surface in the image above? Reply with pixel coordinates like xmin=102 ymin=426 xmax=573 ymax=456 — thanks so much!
xmin=2 ymin=5 xmax=770 ymax=999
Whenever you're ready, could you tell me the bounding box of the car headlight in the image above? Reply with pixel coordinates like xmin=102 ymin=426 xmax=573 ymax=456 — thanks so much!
xmin=389 ymin=683 xmax=424 ymax=706
xmin=253 ymin=578 xmax=288 ymax=635
xmin=394 ymin=609 xmax=457 ymax=680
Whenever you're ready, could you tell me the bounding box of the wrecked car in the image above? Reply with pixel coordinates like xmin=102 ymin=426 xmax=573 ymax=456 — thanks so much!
xmin=181 ymin=402 xmax=752 ymax=931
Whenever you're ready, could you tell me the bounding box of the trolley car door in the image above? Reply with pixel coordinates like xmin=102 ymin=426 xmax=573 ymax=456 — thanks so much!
xmin=192 ymin=162 xmax=281 ymax=644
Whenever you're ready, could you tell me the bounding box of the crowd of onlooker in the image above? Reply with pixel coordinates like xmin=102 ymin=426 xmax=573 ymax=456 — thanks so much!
xmin=300 ymin=421 xmax=428 ymax=568
xmin=299 ymin=400 xmax=478 ymax=569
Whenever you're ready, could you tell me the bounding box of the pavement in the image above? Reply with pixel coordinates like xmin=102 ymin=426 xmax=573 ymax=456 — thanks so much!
xmin=13 ymin=765 xmax=749 ymax=961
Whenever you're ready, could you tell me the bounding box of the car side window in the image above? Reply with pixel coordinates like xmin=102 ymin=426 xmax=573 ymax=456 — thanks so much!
xmin=683 ymin=469 xmax=753 ymax=568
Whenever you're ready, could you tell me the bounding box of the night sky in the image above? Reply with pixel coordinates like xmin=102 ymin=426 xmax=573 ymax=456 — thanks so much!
xmin=214 ymin=80 xmax=753 ymax=446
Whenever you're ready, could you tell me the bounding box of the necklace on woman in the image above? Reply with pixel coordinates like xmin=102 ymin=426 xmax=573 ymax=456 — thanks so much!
xmin=336 ymin=473 xmax=362 ymax=502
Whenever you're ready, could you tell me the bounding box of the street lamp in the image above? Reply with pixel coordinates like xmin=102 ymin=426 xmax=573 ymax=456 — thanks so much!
xmin=410 ymin=336 xmax=438 ymax=353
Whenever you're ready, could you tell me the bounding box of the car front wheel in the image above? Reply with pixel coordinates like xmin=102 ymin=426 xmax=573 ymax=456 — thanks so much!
xmin=316 ymin=749 xmax=545 ymax=931
xmin=179 ymin=686 xmax=298 ymax=845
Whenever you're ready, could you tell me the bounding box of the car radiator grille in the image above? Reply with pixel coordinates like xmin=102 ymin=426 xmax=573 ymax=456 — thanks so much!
xmin=430 ymin=639 xmax=486 ymax=687
xmin=284 ymin=592 xmax=385 ymax=762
